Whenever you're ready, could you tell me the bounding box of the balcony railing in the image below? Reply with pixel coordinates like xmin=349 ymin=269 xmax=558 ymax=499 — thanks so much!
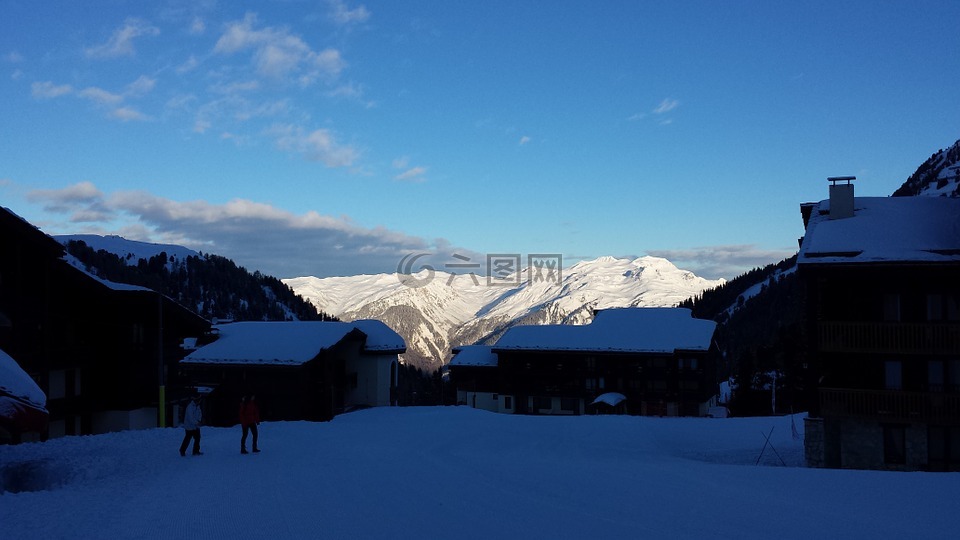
xmin=818 ymin=322 xmax=960 ymax=355
xmin=819 ymin=387 xmax=960 ymax=423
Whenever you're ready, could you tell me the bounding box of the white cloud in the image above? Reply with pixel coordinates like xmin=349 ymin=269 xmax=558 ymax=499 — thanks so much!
xmin=125 ymin=75 xmax=156 ymax=96
xmin=269 ymin=124 xmax=359 ymax=167
xmin=31 ymin=81 xmax=74 ymax=99
xmin=110 ymin=107 xmax=151 ymax=122
xmin=177 ymin=55 xmax=200 ymax=74
xmin=214 ymin=13 xmax=345 ymax=83
xmin=189 ymin=17 xmax=206 ymax=35
xmin=653 ymin=98 xmax=680 ymax=114
xmin=85 ymin=18 xmax=160 ymax=58
xmin=392 ymin=156 xmax=409 ymax=169
xmin=646 ymin=244 xmax=796 ymax=280
xmin=327 ymin=0 xmax=371 ymax=26
xmin=79 ymin=86 xmax=124 ymax=105
xmin=4 ymin=51 xmax=23 ymax=63
xmin=394 ymin=166 xmax=427 ymax=182
xmin=519 ymin=136 xmax=531 ymax=146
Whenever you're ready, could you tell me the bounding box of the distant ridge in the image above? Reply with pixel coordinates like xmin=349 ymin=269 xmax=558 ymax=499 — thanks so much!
xmin=285 ymin=256 xmax=724 ymax=370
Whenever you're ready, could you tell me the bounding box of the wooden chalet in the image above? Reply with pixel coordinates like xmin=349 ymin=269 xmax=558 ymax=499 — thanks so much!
xmin=799 ymin=178 xmax=960 ymax=471
xmin=0 ymin=207 xmax=210 ymax=441
xmin=450 ymin=307 xmax=719 ymax=416
xmin=179 ymin=320 xmax=405 ymax=425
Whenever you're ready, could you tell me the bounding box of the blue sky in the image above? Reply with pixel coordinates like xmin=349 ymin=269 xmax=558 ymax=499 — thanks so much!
xmin=2 ymin=1 xmax=959 ymax=280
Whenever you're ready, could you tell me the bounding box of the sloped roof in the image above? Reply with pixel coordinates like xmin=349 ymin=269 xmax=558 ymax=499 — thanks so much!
xmin=799 ymin=197 xmax=960 ymax=265
xmin=449 ymin=345 xmax=498 ymax=367
xmin=493 ymin=307 xmax=716 ymax=354
xmin=181 ymin=320 xmax=405 ymax=366
xmin=349 ymin=319 xmax=406 ymax=353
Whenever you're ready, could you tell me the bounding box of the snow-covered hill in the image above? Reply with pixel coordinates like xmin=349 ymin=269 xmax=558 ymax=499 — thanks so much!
xmin=893 ymin=138 xmax=960 ymax=197
xmin=285 ymin=256 xmax=724 ymax=369
xmin=56 ymin=234 xmax=200 ymax=266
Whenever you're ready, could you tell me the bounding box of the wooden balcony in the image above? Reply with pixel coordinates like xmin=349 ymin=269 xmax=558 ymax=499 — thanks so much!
xmin=818 ymin=321 xmax=960 ymax=355
xmin=819 ymin=387 xmax=960 ymax=423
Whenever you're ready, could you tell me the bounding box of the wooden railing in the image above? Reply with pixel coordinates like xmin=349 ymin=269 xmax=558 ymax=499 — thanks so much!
xmin=818 ymin=322 xmax=960 ymax=355
xmin=819 ymin=388 xmax=960 ymax=423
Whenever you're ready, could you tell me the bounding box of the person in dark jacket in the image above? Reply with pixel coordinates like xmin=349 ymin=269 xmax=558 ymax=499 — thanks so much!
xmin=180 ymin=394 xmax=203 ymax=456
xmin=239 ymin=395 xmax=261 ymax=454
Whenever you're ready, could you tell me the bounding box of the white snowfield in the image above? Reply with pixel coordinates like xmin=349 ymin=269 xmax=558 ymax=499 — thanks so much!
xmin=1 ymin=407 xmax=957 ymax=539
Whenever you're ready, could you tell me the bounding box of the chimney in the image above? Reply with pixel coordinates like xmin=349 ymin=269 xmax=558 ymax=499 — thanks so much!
xmin=827 ymin=176 xmax=855 ymax=220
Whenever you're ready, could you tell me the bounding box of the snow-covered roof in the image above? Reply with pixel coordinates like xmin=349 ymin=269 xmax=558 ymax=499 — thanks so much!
xmin=0 ymin=348 xmax=46 ymax=411
xmin=590 ymin=392 xmax=626 ymax=406
xmin=449 ymin=345 xmax=498 ymax=367
xmin=181 ymin=320 xmax=405 ymax=366
xmin=348 ymin=319 xmax=406 ymax=353
xmin=493 ymin=307 xmax=716 ymax=354
xmin=798 ymin=197 xmax=960 ymax=265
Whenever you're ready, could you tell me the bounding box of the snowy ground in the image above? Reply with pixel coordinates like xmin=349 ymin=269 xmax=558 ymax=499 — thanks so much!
xmin=1 ymin=407 xmax=957 ymax=539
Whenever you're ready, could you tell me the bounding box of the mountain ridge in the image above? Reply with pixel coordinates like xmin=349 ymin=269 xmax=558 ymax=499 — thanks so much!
xmin=285 ymin=256 xmax=725 ymax=369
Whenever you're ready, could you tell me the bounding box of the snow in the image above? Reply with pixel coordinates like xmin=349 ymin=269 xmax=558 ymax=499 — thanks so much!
xmin=590 ymin=392 xmax=626 ymax=406
xmin=1 ymin=407 xmax=957 ymax=539
xmin=449 ymin=345 xmax=498 ymax=367
xmin=284 ymin=256 xmax=725 ymax=365
xmin=181 ymin=320 xmax=404 ymax=365
xmin=348 ymin=319 xmax=406 ymax=352
xmin=56 ymin=234 xmax=200 ymax=267
xmin=0 ymin=349 xmax=46 ymax=410
xmin=495 ymin=307 xmax=716 ymax=353
xmin=799 ymin=197 xmax=960 ymax=264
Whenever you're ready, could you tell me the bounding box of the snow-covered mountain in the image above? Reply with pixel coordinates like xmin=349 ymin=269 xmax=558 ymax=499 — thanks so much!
xmin=56 ymin=234 xmax=200 ymax=266
xmin=893 ymin=138 xmax=960 ymax=197
xmin=285 ymin=256 xmax=724 ymax=370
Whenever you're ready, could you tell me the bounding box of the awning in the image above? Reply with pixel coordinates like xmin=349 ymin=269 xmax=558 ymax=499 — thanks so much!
xmin=590 ymin=392 xmax=626 ymax=407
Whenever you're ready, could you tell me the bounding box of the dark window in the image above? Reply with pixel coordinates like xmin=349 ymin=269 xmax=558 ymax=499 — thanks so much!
xmin=883 ymin=294 xmax=901 ymax=322
xmin=503 ymin=396 xmax=512 ymax=410
xmin=533 ymin=396 xmax=552 ymax=411
xmin=560 ymin=398 xmax=578 ymax=412
xmin=883 ymin=424 xmax=906 ymax=465
xmin=884 ymin=361 xmax=902 ymax=391
xmin=585 ymin=356 xmax=596 ymax=369
xmin=929 ymin=360 xmax=945 ymax=392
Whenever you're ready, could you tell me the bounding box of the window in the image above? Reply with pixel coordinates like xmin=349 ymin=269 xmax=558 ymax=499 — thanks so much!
xmin=678 ymin=380 xmax=700 ymax=391
xmin=884 ymin=360 xmax=902 ymax=390
xmin=679 ymin=358 xmax=698 ymax=370
xmin=883 ymin=424 xmax=906 ymax=465
xmin=883 ymin=294 xmax=901 ymax=322
xmin=560 ymin=398 xmax=578 ymax=412
xmin=492 ymin=394 xmax=498 ymax=401
xmin=585 ymin=356 xmax=596 ymax=370
xmin=929 ymin=360 xmax=945 ymax=392
xmin=585 ymin=379 xmax=596 ymax=391
xmin=503 ymin=396 xmax=512 ymax=410
xmin=928 ymin=294 xmax=944 ymax=321
xmin=533 ymin=396 xmax=552 ymax=411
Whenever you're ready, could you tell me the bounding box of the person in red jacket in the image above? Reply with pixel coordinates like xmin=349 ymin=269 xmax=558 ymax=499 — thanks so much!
xmin=239 ymin=395 xmax=261 ymax=454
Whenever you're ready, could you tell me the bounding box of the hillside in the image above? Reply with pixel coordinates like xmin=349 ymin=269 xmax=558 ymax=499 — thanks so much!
xmin=892 ymin=138 xmax=960 ymax=197
xmin=60 ymin=236 xmax=332 ymax=323
xmin=285 ymin=256 xmax=724 ymax=370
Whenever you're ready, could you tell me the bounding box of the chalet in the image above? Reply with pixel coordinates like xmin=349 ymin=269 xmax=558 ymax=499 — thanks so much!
xmin=179 ymin=320 xmax=405 ymax=425
xmin=449 ymin=307 xmax=719 ymax=416
xmin=0 ymin=207 xmax=210 ymax=440
xmin=449 ymin=345 xmax=499 ymax=412
xmin=798 ymin=177 xmax=960 ymax=471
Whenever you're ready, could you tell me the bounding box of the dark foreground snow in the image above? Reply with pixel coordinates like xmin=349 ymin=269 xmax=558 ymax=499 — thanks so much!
xmin=1 ymin=407 xmax=957 ymax=539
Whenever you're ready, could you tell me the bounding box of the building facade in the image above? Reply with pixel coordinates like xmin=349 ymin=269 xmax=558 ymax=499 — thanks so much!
xmin=449 ymin=308 xmax=719 ymax=417
xmin=799 ymin=180 xmax=960 ymax=471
